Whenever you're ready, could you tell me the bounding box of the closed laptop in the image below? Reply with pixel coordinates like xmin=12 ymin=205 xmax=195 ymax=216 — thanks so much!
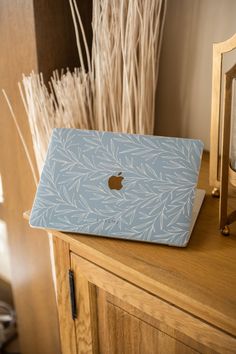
xmin=30 ymin=128 xmax=204 ymax=247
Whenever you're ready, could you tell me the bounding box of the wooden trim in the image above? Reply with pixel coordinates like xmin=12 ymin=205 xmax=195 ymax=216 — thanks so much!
xmin=104 ymin=292 xmax=207 ymax=353
xmin=71 ymin=253 xmax=236 ymax=354
xmin=53 ymin=236 xmax=77 ymax=354
xmin=71 ymin=257 xmax=99 ymax=354
xmin=209 ymin=46 xmax=222 ymax=188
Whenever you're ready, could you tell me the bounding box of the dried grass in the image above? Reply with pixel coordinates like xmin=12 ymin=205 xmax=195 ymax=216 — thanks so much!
xmin=4 ymin=0 xmax=166 ymax=179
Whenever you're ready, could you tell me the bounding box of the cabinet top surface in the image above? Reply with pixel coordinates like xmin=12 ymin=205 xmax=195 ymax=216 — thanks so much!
xmin=28 ymin=153 xmax=236 ymax=336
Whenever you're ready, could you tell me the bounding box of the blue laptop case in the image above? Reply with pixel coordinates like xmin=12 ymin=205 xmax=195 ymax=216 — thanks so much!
xmin=30 ymin=128 xmax=204 ymax=247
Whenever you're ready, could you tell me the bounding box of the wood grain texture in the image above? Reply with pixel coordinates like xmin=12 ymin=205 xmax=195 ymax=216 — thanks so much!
xmin=71 ymin=257 xmax=99 ymax=354
xmin=104 ymin=292 xmax=215 ymax=354
xmin=97 ymin=289 xmax=214 ymax=354
xmin=97 ymin=288 xmax=199 ymax=354
xmin=96 ymin=288 xmax=110 ymax=354
xmin=71 ymin=253 xmax=236 ymax=354
xmin=53 ymin=236 xmax=77 ymax=354
xmin=105 ymin=301 xmax=198 ymax=354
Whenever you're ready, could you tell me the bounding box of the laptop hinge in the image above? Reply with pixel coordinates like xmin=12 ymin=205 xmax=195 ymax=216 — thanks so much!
xmin=68 ymin=269 xmax=77 ymax=320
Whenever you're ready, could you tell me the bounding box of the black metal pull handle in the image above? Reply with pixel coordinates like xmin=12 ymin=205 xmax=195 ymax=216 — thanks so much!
xmin=68 ymin=269 xmax=77 ymax=320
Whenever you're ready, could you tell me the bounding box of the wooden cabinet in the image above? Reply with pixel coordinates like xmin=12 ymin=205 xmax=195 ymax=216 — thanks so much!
xmin=28 ymin=154 xmax=236 ymax=354
xmin=70 ymin=253 xmax=200 ymax=354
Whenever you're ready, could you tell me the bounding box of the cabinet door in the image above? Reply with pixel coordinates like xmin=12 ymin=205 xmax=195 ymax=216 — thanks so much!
xmin=70 ymin=253 xmax=232 ymax=354
xmin=53 ymin=237 xmax=236 ymax=354
xmin=95 ymin=289 xmax=197 ymax=354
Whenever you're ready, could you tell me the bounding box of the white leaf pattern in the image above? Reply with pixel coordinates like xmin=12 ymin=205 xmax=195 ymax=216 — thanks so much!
xmin=30 ymin=128 xmax=203 ymax=246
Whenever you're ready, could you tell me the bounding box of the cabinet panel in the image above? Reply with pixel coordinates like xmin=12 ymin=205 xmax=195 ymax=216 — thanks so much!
xmin=70 ymin=252 xmax=235 ymax=354
xmin=73 ymin=270 xmax=99 ymax=354
xmin=97 ymin=289 xmax=197 ymax=354
xmin=71 ymin=255 xmax=197 ymax=354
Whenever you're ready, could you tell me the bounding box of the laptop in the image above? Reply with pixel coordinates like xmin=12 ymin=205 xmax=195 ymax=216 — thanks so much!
xmin=29 ymin=128 xmax=205 ymax=247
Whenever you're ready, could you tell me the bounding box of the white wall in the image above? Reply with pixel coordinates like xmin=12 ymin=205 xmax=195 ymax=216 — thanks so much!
xmin=156 ymin=0 xmax=236 ymax=150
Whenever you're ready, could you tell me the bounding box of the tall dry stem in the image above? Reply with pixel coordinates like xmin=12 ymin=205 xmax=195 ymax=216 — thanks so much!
xmin=5 ymin=0 xmax=166 ymax=175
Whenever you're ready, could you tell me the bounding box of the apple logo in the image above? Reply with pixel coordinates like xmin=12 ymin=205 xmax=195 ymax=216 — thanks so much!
xmin=108 ymin=172 xmax=124 ymax=190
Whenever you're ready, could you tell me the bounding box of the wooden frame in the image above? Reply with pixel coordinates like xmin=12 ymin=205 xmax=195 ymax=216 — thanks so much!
xmin=220 ymin=64 xmax=236 ymax=233
xmin=210 ymin=33 xmax=236 ymax=188
xmin=53 ymin=236 xmax=77 ymax=354
xmin=209 ymin=33 xmax=236 ymax=234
